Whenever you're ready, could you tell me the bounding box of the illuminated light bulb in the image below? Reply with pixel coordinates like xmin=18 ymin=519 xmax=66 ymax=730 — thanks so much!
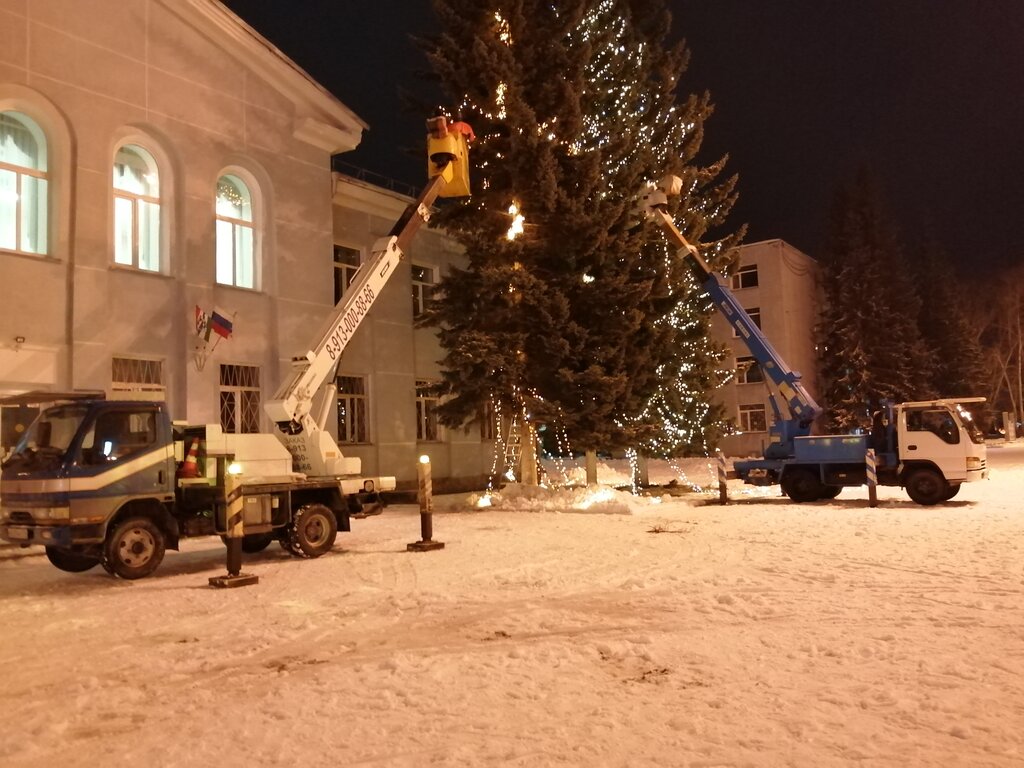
xmin=506 ymin=201 xmax=525 ymax=240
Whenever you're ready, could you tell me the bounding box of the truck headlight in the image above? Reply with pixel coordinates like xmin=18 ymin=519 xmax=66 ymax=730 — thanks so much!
xmin=41 ymin=507 xmax=70 ymax=520
xmin=967 ymin=457 xmax=983 ymax=470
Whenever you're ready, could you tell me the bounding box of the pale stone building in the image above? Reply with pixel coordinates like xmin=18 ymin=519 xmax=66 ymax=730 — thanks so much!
xmin=0 ymin=0 xmax=497 ymax=489
xmin=712 ymin=239 xmax=822 ymax=458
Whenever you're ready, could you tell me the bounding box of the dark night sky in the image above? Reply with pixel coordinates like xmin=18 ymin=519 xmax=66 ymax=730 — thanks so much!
xmin=223 ymin=1 xmax=1023 ymax=271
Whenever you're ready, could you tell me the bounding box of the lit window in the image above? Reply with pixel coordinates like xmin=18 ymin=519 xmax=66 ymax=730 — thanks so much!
xmin=730 ymin=263 xmax=758 ymax=290
xmin=113 ymin=145 xmax=160 ymax=271
xmin=112 ymin=357 xmax=165 ymax=401
xmin=337 ymin=375 xmax=369 ymax=443
xmin=220 ymin=364 xmax=260 ymax=434
xmin=334 ymin=245 xmax=362 ymax=304
xmin=216 ymin=174 xmax=255 ymax=289
xmin=416 ymin=379 xmax=440 ymax=441
xmin=0 ymin=111 xmax=48 ymax=255
xmin=412 ymin=263 xmax=436 ymax=317
xmin=738 ymin=404 xmax=767 ymax=432
xmin=735 ymin=355 xmax=764 ymax=385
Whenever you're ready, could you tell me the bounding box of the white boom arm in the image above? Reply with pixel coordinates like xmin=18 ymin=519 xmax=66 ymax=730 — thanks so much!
xmin=264 ymin=118 xmax=468 ymax=476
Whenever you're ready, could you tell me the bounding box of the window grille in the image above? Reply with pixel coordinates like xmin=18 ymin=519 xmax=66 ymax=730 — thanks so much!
xmin=220 ymin=364 xmax=260 ymax=434
xmin=112 ymin=357 xmax=165 ymax=401
xmin=337 ymin=375 xmax=369 ymax=443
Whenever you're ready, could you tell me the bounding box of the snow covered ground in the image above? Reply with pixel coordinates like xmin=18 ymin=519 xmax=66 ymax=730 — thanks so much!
xmin=2 ymin=444 xmax=1023 ymax=767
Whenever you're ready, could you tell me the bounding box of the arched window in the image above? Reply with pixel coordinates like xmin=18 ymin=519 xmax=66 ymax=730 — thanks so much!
xmin=215 ymin=174 xmax=255 ymax=289
xmin=0 ymin=111 xmax=48 ymax=254
xmin=113 ymin=144 xmax=161 ymax=271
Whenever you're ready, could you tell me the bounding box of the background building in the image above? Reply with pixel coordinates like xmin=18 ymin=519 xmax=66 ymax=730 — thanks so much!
xmin=0 ymin=0 xmax=497 ymax=489
xmin=711 ymin=239 xmax=822 ymax=458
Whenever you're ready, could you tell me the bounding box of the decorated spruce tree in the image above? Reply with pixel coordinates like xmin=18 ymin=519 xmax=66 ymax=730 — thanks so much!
xmin=420 ymin=0 xmax=741 ymax=457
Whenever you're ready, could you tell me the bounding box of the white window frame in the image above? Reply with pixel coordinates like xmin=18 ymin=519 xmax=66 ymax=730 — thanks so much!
xmin=730 ymin=263 xmax=759 ymax=290
xmin=412 ymin=262 xmax=437 ymax=318
xmin=733 ymin=306 xmax=762 ymax=337
xmin=738 ymin=404 xmax=768 ymax=433
xmin=0 ymin=110 xmax=48 ymax=255
xmin=416 ymin=379 xmax=441 ymax=442
xmin=337 ymin=375 xmax=369 ymax=443
xmin=113 ymin=144 xmax=161 ymax=272
xmin=735 ymin=355 xmax=764 ymax=385
xmin=111 ymin=356 xmax=165 ymax=402
xmin=219 ymin=364 xmax=261 ymax=434
xmin=334 ymin=244 xmax=363 ymax=304
xmin=215 ymin=172 xmax=257 ymax=290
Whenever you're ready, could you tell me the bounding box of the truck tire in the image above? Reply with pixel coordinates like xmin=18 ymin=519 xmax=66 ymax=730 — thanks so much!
xmin=241 ymin=532 xmax=275 ymax=553
xmin=288 ymin=503 xmax=338 ymax=558
xmin=818 ymin=485 xmax=842 ymax=500
xmin=45 ymin=546 xmax=100 ymax=573
xmin=905 ymin=469 xmax=949 ymax=506
xmin=104 ymin=517 xmax=166 ymax=579
xmin=221 ymin=532 xmax=276 ymax=553
xmin=943 ymin=483 xmax=961 ymax=501
xmin=781 ymin=468 xmax=822 ymax=503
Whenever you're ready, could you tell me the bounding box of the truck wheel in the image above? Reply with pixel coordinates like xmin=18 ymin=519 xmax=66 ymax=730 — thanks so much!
xmin=818 ymin=485 xmax=842 ymax=500
xmin=288 ymin=503 xmax=338 ymax=558
xmin=943 ymin=483 xmax=961 ymax=500
xmin=781 ymin=468 xmax=822 ymax=503
xmin=241 ymin=532 xmax=275 ymax=553
xmin=104 ymin=517 xmax=166 ymax=579
xmin=905 ymin=469 xmax=949 ymax=506
xmin=278 ymin=533 xmax=303 ymax=557
xmin=45 ymin=547 xmax=100 ymax=573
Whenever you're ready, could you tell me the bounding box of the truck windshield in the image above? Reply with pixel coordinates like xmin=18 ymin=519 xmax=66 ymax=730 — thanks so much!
xmin=1 ymin=404 xmax=89 ymax=470
xmin=955 ymin=404 xmax=986 ymax=445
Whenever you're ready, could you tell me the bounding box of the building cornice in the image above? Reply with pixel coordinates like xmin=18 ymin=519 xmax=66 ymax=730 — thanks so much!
xmin=159 ymin=0 xmax=367 ymax=154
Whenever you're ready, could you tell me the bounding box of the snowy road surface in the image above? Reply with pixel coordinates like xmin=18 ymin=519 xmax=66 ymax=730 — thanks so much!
xmin=1 ymin=446 xmax=1022 ymax=767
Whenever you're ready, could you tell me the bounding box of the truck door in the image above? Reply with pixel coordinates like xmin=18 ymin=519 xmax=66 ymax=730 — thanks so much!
xmin=899 ymin=406 xmax=966 ymax=482
xmin=65 ymin=404 xmax=175 ymax=520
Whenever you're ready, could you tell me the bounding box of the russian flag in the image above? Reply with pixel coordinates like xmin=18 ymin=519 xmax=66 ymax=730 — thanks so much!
xmin=210 ymin=307 xmax=233 ymax=339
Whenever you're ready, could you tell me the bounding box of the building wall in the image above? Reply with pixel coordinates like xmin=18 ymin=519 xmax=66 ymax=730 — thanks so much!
xmin=331 ymin=176 xmax=499 ymax=489
xmin=0 ymin=2 xmax=355 ymax=451
xmin=712 ymin=239 xmax=822 ymax=457
xmin=0 ymin=1 xmax=496 ymax=489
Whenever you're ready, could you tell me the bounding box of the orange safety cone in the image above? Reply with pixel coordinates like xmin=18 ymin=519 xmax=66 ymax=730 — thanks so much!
xmin=178 ymin=438 xmax=201 ymax=478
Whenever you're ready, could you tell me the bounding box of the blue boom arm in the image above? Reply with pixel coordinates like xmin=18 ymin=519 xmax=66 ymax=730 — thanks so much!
xmin=643 ymin=191 xmax=823 ymax=457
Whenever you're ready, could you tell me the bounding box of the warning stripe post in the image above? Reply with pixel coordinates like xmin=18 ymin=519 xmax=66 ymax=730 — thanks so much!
xmin=209 ymin=464 xmax=259 ymax=588
xmin=716 ymin=449 xmax=728 ymax=505
xmin=865 ymin=448 xmax=878 ymax=508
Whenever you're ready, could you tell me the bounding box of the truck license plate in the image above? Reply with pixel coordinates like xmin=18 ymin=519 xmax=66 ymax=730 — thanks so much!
xmin=6 ymin=526 xmax=30 ymax=541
